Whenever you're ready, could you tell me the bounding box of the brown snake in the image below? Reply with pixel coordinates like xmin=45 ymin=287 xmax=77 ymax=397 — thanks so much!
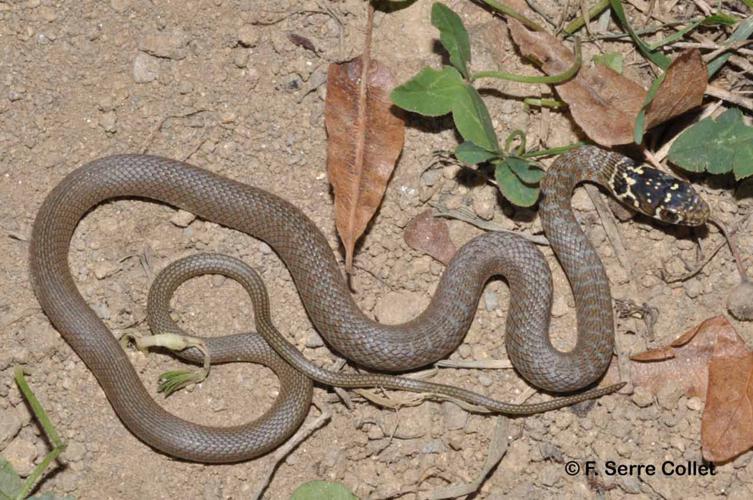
xmin=29 ymin=146 xmax=709 ymax=463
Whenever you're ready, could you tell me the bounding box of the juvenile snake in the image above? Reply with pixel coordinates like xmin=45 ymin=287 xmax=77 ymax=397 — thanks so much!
xmin=28 ymin=146 xmax=709 ymax=462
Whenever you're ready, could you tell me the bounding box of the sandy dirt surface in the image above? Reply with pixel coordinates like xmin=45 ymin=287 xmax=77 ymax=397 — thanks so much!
xmin=1 ymin=0 xmax=752 ymax=498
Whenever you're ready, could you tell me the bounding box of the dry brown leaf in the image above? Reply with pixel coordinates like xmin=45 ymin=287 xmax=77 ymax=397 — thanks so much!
xmin=628 ymin=315 xmax=733 ymax=398
xmin=404 ymin=210 xmax=457 ymax=265
xmin=645 ymin=49 xmax=707 ymax=129
xmin=325 ymin=55 xmax=405 ymax=272
xmin=702 ymin=327 xmax=753 ymax=463
xmin=504 ymin=0 xmax=706 ymax=146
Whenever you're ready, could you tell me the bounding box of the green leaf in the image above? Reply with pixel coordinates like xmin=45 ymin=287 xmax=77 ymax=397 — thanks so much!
xmin=451 ymin=84 xmax=499 ymax=152
xmin=702 ymin=12 xmax=739 ymax=26
xmin=0 ymin=459 xmax=23 ymax=500
xmin=291 ymin=481 xmax=357 ymax=500
xmin=390 ymin=66 xmax=465 ymax=116
xmin=609 ymin=0 xmax=670 ymax=69
xmin=708 ymin=16 xmax=753 ymax=77
xmin=455 ymin=141 xmax=498 ymax=164
xmin=593 ymin=52 xmax=623 ymax=73
xmin=633 ymin=72 xmax=666 ymax=145
xmin=506 ymin=157 xmax=545 ymax=184
xmin=431 ymin=3 xmax=471 ymax=78
xmin=668 ymin=108 xmax=753 ymax=180
xmin=494 ymin=160 xmax=540 ymax=207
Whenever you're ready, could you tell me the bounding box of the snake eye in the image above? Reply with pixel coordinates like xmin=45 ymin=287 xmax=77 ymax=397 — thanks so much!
xmin=609 ymin=164 xmax=709 ymax=226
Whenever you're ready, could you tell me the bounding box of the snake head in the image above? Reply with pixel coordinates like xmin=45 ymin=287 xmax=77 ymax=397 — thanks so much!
xmin=609 ymin=163 xmax=710 ymax=226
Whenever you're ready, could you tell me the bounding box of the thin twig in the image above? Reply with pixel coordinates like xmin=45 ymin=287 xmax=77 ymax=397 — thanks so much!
xmin=433 ymin=205 xmax=549 ymax=245
xmin=705 ymin=85 xmax=753 ymax=112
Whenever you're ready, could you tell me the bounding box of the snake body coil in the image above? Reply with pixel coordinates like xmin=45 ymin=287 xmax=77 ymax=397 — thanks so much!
xmin=29 ymin=146 xmax=708 ymax=462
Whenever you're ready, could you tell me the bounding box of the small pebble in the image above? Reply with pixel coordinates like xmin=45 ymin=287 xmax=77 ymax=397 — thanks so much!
xmin=686 ymin=397 xmax=703 ymax=411
xmin=483 ymin=289 xmax=498 ymax=311
xmin=656 ymin=382 xmax=683 ymax=410
xmin=237 ymin=24 xmax=260 ymax=47
xmin=139 ymin=29 xmax=189 ymax=60
xmin=631 ymin=386 xmax=654 ymax=407
xmin=551 ymin=295 xmax=570 ymax=317
xmin=132 ymin=52 xmax=160 ymax=83
xmin=477 ymin=374 xmax=493 ymax=387
xmin=170 ymin=209 xmax=196 ymax=227
xmin=305 ymin=331 xmax=324 ymax=348
xmin=99 ymin=111 xmax=117 ymax=133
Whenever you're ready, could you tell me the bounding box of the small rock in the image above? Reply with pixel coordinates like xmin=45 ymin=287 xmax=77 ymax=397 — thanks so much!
xmin=421 ymin=168 xmax=442 ymax=187
xmin=305 ymin=331 xmax=324 ymax=348
xmin=686 ymin=397 xmax=703 ymax=411
xmin=0 ymin=407 xmax=22 ymax=449
xmin=237 ymin=24 xmax=260 ymax=47
xmin=457 ymin=344 xmax=471 ymax=358
xmin=365 ymin=424 xmax=383 ymax=440
xmin=170 ymin=209 xmax=196 ymax=227
xmin=177 ymin=81 xmax=193 ymax=95
xmin=110 ymin=0 xmax=131 ymax=12
xmin=8 ymin=89 xmax=24 ymax=102
xmin=656 ymin=382 xmax=683 ymax=410
xmin=472 ymin=186 xmax=497 ymax=220
xmin=539 ymin=464 xmax=561 ymax=487
xmin=3 ymin=438 xmax=38 ymax=477
xmin=246 ymin=67 xmax=260 ymax=89
xmin=374 ymin=291 xmax=428 ymax=325
xmin=551 ymin=295 xmax=569 ymax=317
xmin=684 ymin=279 xmax=703 ymax=298
xmin=233 ymin=50 xmax=249 ymax=68
xmin=631 ymin=386 xmax=654 ymax=408
xmin=99 ymin=111 xmax=117 ymax=133
xmin=132 ymin=52 xmax=160 ymax=83
xmin=38 ymin=5 xmax=58 ymax=22
xmin=571 ymin=189 xmax=592 ymax=211
xmin=421 ymin=439 xmax=447 ymax=454
xmin=483 ymin=289 xmax=498 ymax=311
xmin=56 ymin=471 xmax=81 ymax=493
xmin=65 ymin=441 xmax=86 ymax=462
xmin=477 ymin=374 xmax=493 ymax=387
xmin=139 ymin=29 xmax=189 ymax=60
xmin=719 ymin=199 xmax=737 ymax=213
xmin=441 ymin=402 xmax=468 ymax=431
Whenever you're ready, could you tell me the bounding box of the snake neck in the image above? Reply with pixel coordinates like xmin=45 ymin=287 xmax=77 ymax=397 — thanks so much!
xmin=526 ymin=146 xmax=624 ymax=390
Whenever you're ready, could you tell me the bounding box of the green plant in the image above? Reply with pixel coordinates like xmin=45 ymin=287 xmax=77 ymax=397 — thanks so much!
xmin=668 ymin=108 xmax=753 ymax=180
xmin=390 ymin=2 xmax=580 ymax=207
xmin=1 ymin=368 xmax=70 ymax=500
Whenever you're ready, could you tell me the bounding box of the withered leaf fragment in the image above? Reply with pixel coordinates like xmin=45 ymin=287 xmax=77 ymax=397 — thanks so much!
xmin=325 ymin=56 xmax=405 ymax=272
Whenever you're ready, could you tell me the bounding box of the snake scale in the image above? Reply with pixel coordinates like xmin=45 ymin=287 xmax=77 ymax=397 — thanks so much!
xmin=28 ymin=146 xmax=709 ymax=462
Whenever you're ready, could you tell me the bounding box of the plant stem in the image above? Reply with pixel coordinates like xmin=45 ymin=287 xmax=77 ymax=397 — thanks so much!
xmin=564 ymin=0 xmax=610 ymax=35
xmin=523 ymin=97 xmax=566 ymax=108
xmin=480 ymin=0 xmax=545 ymax=31
xmin=471 ymin=39 xmax=581 ymax=84
xmin=14 ymin=367 xmax=67 ymax=500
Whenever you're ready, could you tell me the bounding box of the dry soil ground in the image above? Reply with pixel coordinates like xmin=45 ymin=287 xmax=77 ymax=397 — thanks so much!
xmin=1 ymin=0 xmax=752 ymax=499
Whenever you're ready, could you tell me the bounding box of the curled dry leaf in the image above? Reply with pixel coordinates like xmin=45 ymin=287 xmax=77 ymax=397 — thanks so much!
xmin=645 ymin=49 xmax=707 ymax=128
xmin=404 ymin=210 xmax=457 ymax=265
xmin=702 ymin=324 xmax=753 ymax=462
xmin=504 ymin=0 xmax=706 ymax=146
xmin=627 ymin=315 xmax=733 ymax=398
xmin=325 ymin=56 xmax=405 ymax=272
